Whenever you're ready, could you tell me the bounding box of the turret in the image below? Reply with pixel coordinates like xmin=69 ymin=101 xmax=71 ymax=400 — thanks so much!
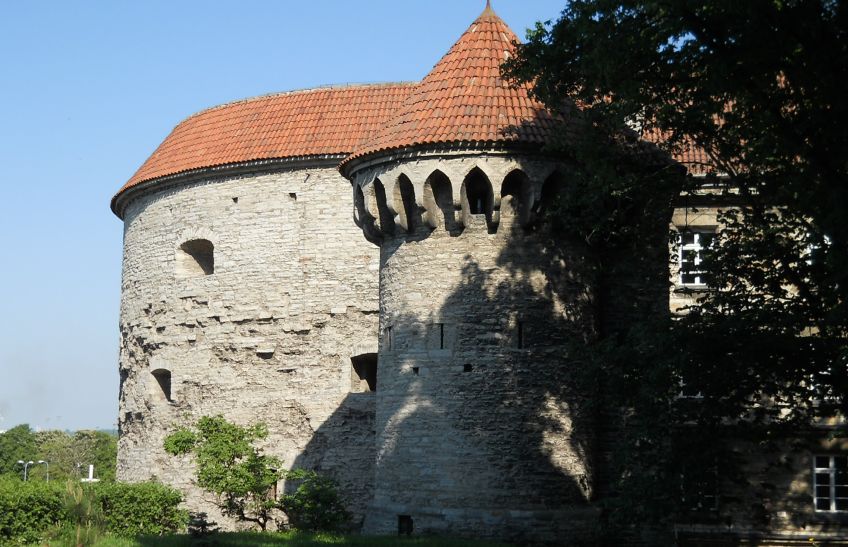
xmin=341 ymin=6 xmax=598 ymax=542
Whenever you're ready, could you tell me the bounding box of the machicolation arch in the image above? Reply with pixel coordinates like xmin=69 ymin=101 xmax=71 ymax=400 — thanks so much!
xmin=353 ymin=161 xmax=570 ymax=239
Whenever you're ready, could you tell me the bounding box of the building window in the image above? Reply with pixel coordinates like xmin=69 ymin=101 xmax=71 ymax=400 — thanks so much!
xmin=677 ymin=376 xmax=703 ymax=399
xmin=177 ymin=239 xmax=214 ymax=277
xmin=681 ymin=460 xmax=718 ymax=512
xmin=428 ymin=322 xmax=448 ymax=350
xmin=351 ymin=354 xmax=377 ymax=393
xmin=679 ymin=230 xmax=714 ymax=286
xmin=814 ymin=455 xmax=848 ymax=512
xmin=385 ymin=326 xmax=393 ymax=351
xmin=151 ymin=369 xmax=172 ymax=402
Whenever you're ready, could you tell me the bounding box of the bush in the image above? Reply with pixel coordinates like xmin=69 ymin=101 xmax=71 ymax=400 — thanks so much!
xmin=279 ymin=469 xmax=350 ymax=532
xmin=96 ymin=481 xmax=188 ymax=536
xmin=0 ymin=476 xmax=186 ymax=544
xmin=0 ymin=476 xmax=66 ymax=544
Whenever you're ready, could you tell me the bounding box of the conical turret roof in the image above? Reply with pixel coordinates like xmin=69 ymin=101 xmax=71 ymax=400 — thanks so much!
xmin=340 ymin=4 xmax=558 ymax=171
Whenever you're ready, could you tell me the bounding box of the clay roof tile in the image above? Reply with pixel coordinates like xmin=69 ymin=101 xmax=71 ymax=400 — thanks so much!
xmin=115 ymin=83 xmax=416 ymax=203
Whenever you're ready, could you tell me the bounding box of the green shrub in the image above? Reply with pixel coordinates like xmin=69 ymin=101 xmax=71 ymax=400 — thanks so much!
xmin=96 ymin=482 xmax=188 ymax=536
xmin=0 ymin=476 xmax=186 ymax=544
xmin=64 ymin=480 xmax=106 ymax=545
xmin=0 ymin=476 xmax=66 ymax=545
xmin=279 ymin=469 xmax=350 ymax=532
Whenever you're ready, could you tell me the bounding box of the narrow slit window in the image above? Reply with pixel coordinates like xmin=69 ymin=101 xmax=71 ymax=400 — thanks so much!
xmin=385 ymin=326 xmax=393 ymax=351
xmin=517 ymin=321 xmax=524 ymax=349
xmin=439 ymin=323 xmax=445 ymax=349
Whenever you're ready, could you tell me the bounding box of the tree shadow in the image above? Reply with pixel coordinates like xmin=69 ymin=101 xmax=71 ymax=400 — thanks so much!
xmin=293 ymin=190 xmax=605 ymax=543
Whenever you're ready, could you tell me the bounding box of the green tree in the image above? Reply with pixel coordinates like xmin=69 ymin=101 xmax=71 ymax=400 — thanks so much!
xmin=504 ymin=0 xmax=848 ymax=533
xmin=279 ymin=469 xmax=350 ymax=532
xmin=0 ymin=424 xmax=38 ymax=477
xmin=164 ymin=415 xmax=281 ymax=530
xmin=29 ymin=429 xmax=117 ymax=483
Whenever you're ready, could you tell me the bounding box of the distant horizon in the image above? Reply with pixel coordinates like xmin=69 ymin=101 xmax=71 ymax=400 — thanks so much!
xmin=0 ymin=425 xmax=118 ymax=435
xmin=0 ymin=0 xmax=566 ymax=431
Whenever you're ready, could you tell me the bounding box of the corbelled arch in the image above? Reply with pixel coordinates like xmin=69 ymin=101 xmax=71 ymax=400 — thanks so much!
xmin=422 ymin=169 xmax=457 ymax=233
xmin=460 ymin=167 xmax=495 ymax=231
xmin=393 ymin=174 xmax=419 ymax=233
xmin=535 ymin=170 xmax=568 ymax=217
xmin=355 ymin=184 xmax=383 ymax=244
xmin=372 ymin=178 xmax=395 ymax=235
xmin=500 ymin=169 xmax=532 ymax=227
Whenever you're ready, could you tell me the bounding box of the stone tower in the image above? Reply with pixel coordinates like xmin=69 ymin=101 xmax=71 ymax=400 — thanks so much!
xmin=340 ymin=6 xmax=598 ymax=542
xmin=111 ymin=85 xmax=413 ymax=525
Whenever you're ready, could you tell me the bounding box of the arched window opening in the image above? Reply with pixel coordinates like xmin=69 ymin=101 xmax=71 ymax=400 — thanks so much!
xmin=461 ymin=168 xmax=495 ymax=232
xmin=354 ymin=184 xmax=368 ymax=223
xmin=423 ymin=170 xmax=454 ymax=231
xmin=393 ymin=175 xmax=418 ymax=232
xmin=501 ymin=170 xmax=531 ymax=223
xmin=151 ymin=369 xmax=172 ymax=402
xmin=177 ymin=239 xmax=214 ymax=277
xmin=537 ymin=173 xmax=566 ymax=216
xmin=373 ymin=179 xmax=394 ymax=234
xmin=462 ymin=168 xmax=493 ymax=217
xmin=351 ymin=353 xmax=378 ymax=393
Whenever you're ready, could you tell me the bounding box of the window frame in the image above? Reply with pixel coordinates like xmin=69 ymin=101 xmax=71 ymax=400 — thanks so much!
xmin=680 ymin=460 xmax=719 ymax=512
xmin=813 ymin=455 xmax=848 ymax=513
xmin=677 ymin=229 xmax=715 ymax=287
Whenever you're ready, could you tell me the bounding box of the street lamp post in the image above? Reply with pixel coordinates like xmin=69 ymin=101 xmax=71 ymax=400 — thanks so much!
xmin=16 ymin=460 xmax=34 ymax=481
xmin=37 ymin=460 xmax=49 ymax=482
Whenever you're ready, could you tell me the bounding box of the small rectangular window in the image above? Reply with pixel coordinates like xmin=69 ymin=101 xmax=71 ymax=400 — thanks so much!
xmin=398 ymin=515 xmax=413 ymax=536
xmin=678 ymin=230 xmax=714 ymax=286
xmin=517 ymin=321 xmax=524 ymax=349
xmin=385 ymin=326 xmax=393 ymax=351
xmin=680 ymin=460 xmax=718 ymax=512
xmin=814 ymin=455 xmax=848 ymax=512
xmin=439 ymin=323 xmax=445 ymax=350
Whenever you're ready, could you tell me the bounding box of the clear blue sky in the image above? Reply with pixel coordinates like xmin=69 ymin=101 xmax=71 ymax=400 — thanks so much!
xmin=0 ymin=0 xmax=565 ymax=432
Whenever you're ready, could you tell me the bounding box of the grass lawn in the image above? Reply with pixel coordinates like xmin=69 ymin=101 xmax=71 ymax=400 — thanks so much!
xmin=31 ymin=531 xmax=513 ymax=547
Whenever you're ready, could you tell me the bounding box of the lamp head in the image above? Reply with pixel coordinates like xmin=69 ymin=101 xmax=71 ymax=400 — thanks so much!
xmin=16 ymin=460 xmax=24 ymax=465
xmin=38 ymin=460 xmax=46 ymax=464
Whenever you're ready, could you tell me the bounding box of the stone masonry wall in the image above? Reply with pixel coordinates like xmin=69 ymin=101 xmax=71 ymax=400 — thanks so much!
xmin=351 ymin=153 xmax=599 ymax=544
xmin=116 ymin=165 xmax=379 ymax=529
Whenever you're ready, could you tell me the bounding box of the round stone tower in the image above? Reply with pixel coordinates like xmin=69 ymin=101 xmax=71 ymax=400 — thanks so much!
xmin=340 ymin=6 xmax=598 ymax=543
xmin=112 ymin=84 xmax=413 ymax=527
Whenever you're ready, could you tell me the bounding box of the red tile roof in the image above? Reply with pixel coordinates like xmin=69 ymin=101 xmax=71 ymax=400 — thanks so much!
xmin=114 ymin=7 xmax=716 ymax=217
xmin=643 ymin=128 xmax=715 ymax=176
xmin=115 ymin=83 xmax=415 ymax=199
xmin=339 ymin=6 xmax=559 ymax=172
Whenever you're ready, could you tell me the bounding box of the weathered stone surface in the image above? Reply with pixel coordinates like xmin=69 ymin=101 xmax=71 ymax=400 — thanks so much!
xmin=117 ymin=165 xmax=379 ymax=528
xmin=350 ymin=153 xmax=599 ymax=543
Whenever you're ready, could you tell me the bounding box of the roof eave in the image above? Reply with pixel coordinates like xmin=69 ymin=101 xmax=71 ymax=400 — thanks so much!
xmin=111 ymin=154 xmax=348 ymax=220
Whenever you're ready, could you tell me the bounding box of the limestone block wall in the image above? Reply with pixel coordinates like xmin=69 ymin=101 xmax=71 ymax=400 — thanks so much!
xmin=350 ymin=153 xmax=599 ymax=543
xmin=116 ymin=164 xmax=379 ymax=528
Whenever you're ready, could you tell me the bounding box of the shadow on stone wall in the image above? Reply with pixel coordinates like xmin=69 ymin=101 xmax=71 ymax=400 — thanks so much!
xmin=291 ymin=203 xmax=606 ymax=542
